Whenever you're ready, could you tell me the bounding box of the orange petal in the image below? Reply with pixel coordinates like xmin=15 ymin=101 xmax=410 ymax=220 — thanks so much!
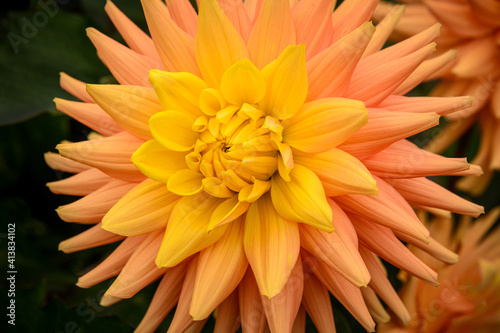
xmin=135 ymin=262 xmax=188 ymax=333
xmin=261 ymin=256 xmax=304 ymax=333
xmin=58 ymin=223 xmax=124 ymax=253
xmin=359 ymin=246 xmax=410 ymax=325
xmin=56 ymin=132 xmax=146 ymax=182
xmin=339 ymin=110 xmax=439 ymax=160
xmin=378 ymin=95 xmax=474 ymax=116
xmin=190 ymin=219 xmax=248 ymax=320
xmin=77 ymin=235 xmax=147 ymax=288
xmin=238 ymin=269 xmax=267 ymax=333
xmin=303 ymin=251 xmax=375 ymax=332
xmin=102 ymin=179 xmax=179 ymax=236
xmin=306 ymin=22 xmax=374 ymax=100
xmin=59 ymin=72 xmax=94 ymax=103
xmin=44 ymin=151 xmax=90 ymax=174
xmin=105 ymin=1 xmax=161 ymax=61
xmin=57 ymin=179 xmax=135 ymax=224
xmin=54 ymin=98 xmax=122 ymax=137
xmin=86 ymin=27 xmax=163 ymax=86
xmin=244 ymin=194 xmax=300 ymax=298
xmin=86 ymin=84 xmax=163 ymax=140
xmin=104 ymin=232 xmax=166 ymax=299
xmin=213 ymin=290 xmax=241 ymax=333
xmin=351 ymin=216 xmax=438 ymax=286
xmin=165 ymin=0 xmax=198 ymax=37
xmin=302 ymin=266 xmax=336 ymax=333
xmin=291 ymin=0 xmax=334 ymax=60
xmin=335 ymin=176 xmax=430 ymax=243
xmin=141 ymin=0 xmax=200 ymax=74
xmin=247 ymin=0 xmax=296 ymax=69
xmin=330 ymin=0 xmax=378 ymax=43
xmin=218 ymin=0 xmax=252 ymax=42
xmin=46 ymin=168 xmax=111 ymax=196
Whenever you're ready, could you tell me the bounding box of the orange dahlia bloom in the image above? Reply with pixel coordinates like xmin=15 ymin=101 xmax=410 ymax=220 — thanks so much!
xmin=378 ymin=208 xmax=500 ymax=333
xmin=46 ymin=0 xmax=484 ymax=332
xmin=374 ymin=0 xmax=500 ymax=195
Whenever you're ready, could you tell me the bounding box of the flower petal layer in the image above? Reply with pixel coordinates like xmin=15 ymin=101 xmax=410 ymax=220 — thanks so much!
xmin=149 ymin=111 xmax=197 ymax=151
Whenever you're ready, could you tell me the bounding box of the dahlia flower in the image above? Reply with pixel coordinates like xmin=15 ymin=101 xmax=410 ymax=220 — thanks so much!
xmin=378 ymin=208 xmax=500 ymax=333
xmin=46 ymin=0 xmax=484 ymax=331
xmin=374 ymin=0 xmax=500 ymax=195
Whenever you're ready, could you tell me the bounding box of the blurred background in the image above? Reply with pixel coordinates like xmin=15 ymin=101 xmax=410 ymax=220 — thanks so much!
xmin=0 ymin=0 xmax=498 ymax=332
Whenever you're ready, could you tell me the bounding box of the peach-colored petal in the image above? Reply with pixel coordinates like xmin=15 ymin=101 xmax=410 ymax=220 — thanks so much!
xmin=351 ymin=216 xmax=439 ymax=286
xmin=165 ymin=0 xmax=198 ymax=37
xmin=387 ymin=177 xmax=484 ymax=217
xmin=218 ymin=0 xmax=252 ymax=42
xmin=292 ymin=305 xmax=306 ymax=333
xmin=363 ymin=140 xmax=472 ymax=179
xmin=306 ymin=22 xmax=375 ymax=100
xmin=345 ymin=43 xmax=436 ymax=106
xmin=102 ymin=179 xmax=179 ymax=236
xmin=244 ymin=194 xmax=300 ymax=298
xmin=44 ymin=151 xmax=90 ymax=174
xmin=141 ymin=0 xmax=199 ymax=75
xmin=56 ymin=132 xmax=146 ymax=182
xmin=56 ymin=179 xmax=135 ymax=224
xmin=86 ymin=28 xmax=163 ymax=86
xmin=167 ymin=256 xmax=199 ymax=333
xmin=247 ymin=0 xmax=296 ymax=69
xmin=395 ymin=232 xmax=459 ymax=265
xmin=359 ymin=246 xmax=411 ymax=325
xmin=46 ymin=168 xmax=111 ymax=196
xmin=77 ymin=235 xmax=147 ymax=288
xmin=213 ymin=290 xmax=241 ymax=333
xmin=339 ymin=110 xmax=439 ymax=160
xmin=104 ymin=231 xmax=166 ymax=299
xmin=303 ymin=251 xmax=376 ymax=332
xmin=302 ymin=268 xmax=336 ymax=333
xmin=135 ymin=261 xmax=188 ymax=333
xmin=335 ymin=176 xmax=430 ymax=242
xmin=105 ymin=1 xmax=161 ymax=61
xmin=238 ymin=270 xmax=267 ymax=333
xmin=291 ymin=0 xmax=334 ymax=60
xmin=395 ymin=49 xmax=457 ymax=95
xmin=330 ymin=0 xmax=378 ymax=43
xmin=58 ymin=223 xmax=124 ymax=253
xmin=59 ymin=72 xmax=94 ymax=103
xmin=86 ymin=84 xmax=163 ymax=140
xmin=54 ymin=98 xmax=122 ymax=137
xmin=361 ymin=286 xmax=390 ymax=324
xmin=190 ymin=219 xmax=248 ymax=319
xmin=379 ymin=94 xmax=474 ymax=116
xmin=261 ymin=256 xmax=303 ymax=333
xmin=363 ymin=4 xmax=405 ymax=58
xmin=299 ymin=200 xmax=370 ymax=287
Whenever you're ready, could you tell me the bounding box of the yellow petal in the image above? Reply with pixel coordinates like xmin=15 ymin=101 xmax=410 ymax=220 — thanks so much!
xmin=131 ymin=139 xmax=187 ymax=183
xmin=238 ymin=178 xmax=271 ymax=203
xmin=190 ymin=220 xmax=248 ymax=320
xmin=199 ymin=88 xmax=228 ymax=116
xmin=244 ymin=193 xmax=300 ymax=298
xmin=167 ymin=169 xmax=204 ymax=196
xmin=202 ymin=177 xmax=234 ymax=198
xmin=208 ymin=196 xmax=250 ymax=230
xmin=196 ymin=0 xmax=249 ymax=88
xmin=247 ymin=0 xmax=296 ymax=69
xmin=271 ymin=164 xmax=333 ymax=232
xmin=283 ymin=97 xmax=368 ymax=153
xmin=220 ymin=59 xmax=266 ymax=105
xmin=294 ymin=148 xmax=378 ymax=196
xmin=102 ymin=179 xmax=179 ymax=236
xmin=149 ymin=111 xmax=197 ymax=151
xmin=86 ymin=84 xmax=162 ymax=140
xmin=149 ymin=69 xmax=207 ymax=117
xmin=260 ymin=45 xmax=308 ymax=120
xmin=156 ymin=193 xmax=226 ymax=267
